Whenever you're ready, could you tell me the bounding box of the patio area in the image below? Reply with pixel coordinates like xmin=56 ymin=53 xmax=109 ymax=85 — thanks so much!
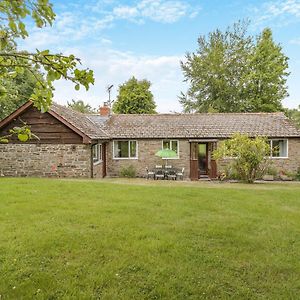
xmin=146 ymin=165 xmax=184 ymax=180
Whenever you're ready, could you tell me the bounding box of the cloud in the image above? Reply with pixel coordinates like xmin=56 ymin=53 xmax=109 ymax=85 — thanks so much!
xmin=252 ymin=0 xmax=300 ymax=27
xmin=111 ymin=0 xmax=194 ymax=24
xmin=52 ymin=47 xmax=186 ymax=113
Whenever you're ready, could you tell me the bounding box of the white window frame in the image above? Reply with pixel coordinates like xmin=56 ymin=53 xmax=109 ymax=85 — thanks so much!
xmin=161 ymin=139 xmax=179 ymax=159
xmin=92 ymin=143 xmax=102 ymax=164
xmin=113 ymin=140 xmax=138 ymax=160
xmin=269 ymin=139 xmax=288 ymax=159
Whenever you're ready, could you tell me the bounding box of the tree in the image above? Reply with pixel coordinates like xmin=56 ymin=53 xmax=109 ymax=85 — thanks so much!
xmin=0 ymin=0 xmax=94 ymax=142
xmin=112 ymin=77 xmax=156 ymax=114
xmin=246 ymin=28 xmax=289 ymax=112
xmin=0 ymin=46 xmax=44 ymax=120
xmin=285 ymin=106 xmax=300 ymax=128
xmin=180 ymin=21 xmax=289 ymax=113
xmin=67 ymin=99 xmax=95 ymax=114
xmin=213 ymin=133 xmax=271 ymax=183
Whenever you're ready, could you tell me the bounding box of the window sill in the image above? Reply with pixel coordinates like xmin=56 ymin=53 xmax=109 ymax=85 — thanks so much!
xmin=270 ymin=157 xmax=288 ymax=159
xmin=93 ymin=160 xmax=103 ymax=165
xmin=113 ymin=157 xmax=138 ymax=160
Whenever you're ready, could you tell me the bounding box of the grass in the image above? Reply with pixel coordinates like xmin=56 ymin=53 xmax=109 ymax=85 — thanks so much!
xmin=0 ymin=178 xmax=300 ymax=299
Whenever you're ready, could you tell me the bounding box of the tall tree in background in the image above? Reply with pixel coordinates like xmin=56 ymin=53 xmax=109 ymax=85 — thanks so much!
xmin=113 ymin=77 xmax=156 ymax=114
xmin=67 ymin=99 xmax=95 ymax=113
xmin=246 ymin=28 xmax=289 ymax=112
xmin=180 ymin=21 xmax=289 ymax=113
xmin=285 ymin=106 xmax=300 ymax=128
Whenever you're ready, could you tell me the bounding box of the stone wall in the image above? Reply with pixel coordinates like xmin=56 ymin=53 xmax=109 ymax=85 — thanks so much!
xmin=217 ymin=138 xmax=300 ymax=175
xmin=106 ymin=139 xmax=190 ymax=179
xmin=0 ymin=144 xmax=92 ymax=178
xmin=269 ymin=138 xmax=300 ymax=174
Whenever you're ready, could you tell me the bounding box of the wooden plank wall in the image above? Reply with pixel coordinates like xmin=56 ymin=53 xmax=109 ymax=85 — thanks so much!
xmin=0 ymin=107 xmax=83 ymax=144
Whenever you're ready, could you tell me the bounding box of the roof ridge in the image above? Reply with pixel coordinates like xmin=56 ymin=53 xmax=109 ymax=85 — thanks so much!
xmin=109 ymin=112 xmax=285 ymax=116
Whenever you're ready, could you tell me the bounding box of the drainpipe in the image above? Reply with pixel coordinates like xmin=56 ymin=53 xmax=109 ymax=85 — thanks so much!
xmin=90 ymin=144 xmax=94 ymax=179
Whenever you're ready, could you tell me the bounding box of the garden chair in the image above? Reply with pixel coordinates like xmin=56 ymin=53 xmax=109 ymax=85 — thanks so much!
xmin=146 ymin=167 xmax=155 ymax=180
xmin=155 ymin=168 xmax=165 ymax=180
xmin=167 ymin=169 xmax=177 ymax=180
xmin=176 ymin=167 xmax=184 ymax=180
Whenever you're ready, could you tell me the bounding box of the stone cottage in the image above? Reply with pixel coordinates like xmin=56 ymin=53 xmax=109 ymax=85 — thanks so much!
xmin=0 ymin=101 xmax=300 ymax=180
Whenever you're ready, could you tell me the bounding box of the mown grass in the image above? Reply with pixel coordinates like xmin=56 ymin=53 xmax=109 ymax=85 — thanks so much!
xmin=0 ymin=178 xmax=300 ymax=299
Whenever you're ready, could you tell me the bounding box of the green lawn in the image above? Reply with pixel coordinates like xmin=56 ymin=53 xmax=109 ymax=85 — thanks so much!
xmin=0 ymin=178 xmax=300 ymax=299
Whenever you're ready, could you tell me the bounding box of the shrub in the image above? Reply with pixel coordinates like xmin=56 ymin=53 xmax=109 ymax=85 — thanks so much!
xmin=266 ymin=166 xmax=278 ymax=177
xmin=224 ymin=165 xmax=241 ymax=180
xmin=120 ymin=165 xmax=136 ymax=178
xmin=213 ymin=133 xmax=271 ymax=183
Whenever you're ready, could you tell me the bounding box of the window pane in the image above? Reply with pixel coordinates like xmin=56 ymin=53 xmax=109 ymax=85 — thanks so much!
xmin=119 ymin=141 xmax=129 ymax=158
xmin=272 ymin=140 xmax=287 ymax=157
xmin=92 ymin=144 xmax=99 ymax=162
xmin=163 ymin=140 xmax=170 ymax=149
xmin=130 ymin=141 xmax=137 ymax=158
xmin=171 ymin=140 xmax=178 ymax=154
xmin=113 ymin=141 xmax=119 ymax=158
xmin=99 ymin=144 xmax=102 ymax=161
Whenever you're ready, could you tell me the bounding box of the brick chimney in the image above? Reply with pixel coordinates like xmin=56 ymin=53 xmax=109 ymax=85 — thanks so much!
xmin=99 ymin=102 xmax=110 ymax=116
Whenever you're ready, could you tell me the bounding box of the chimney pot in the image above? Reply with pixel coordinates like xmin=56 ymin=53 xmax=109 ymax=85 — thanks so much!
xmin=99 ymin=103 xmax=110 ymax=116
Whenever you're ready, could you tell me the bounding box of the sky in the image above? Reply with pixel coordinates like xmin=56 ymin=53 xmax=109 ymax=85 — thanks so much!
xmin=19 ymin=0 xmax=300 ymax=112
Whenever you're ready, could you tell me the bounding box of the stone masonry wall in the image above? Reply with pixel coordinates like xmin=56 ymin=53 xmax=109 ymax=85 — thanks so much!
xmin=106 ymin=139 xmax=190 ymax=179
xmin=0 ymin=144 xmax=92 ymax=178
xmin=217 ymin=138 xmax=300 ymax=175
xmin=269 ymin=138 xmax=300 ymax=174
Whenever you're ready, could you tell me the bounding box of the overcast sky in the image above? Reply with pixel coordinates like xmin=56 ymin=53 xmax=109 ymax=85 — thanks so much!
xmin=19 ymin=0 xmax=300 ymax=112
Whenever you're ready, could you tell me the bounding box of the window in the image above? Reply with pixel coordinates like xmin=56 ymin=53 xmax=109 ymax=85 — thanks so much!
xmin=269 ymin=139 xmax=288 ymax=158
xmin=162 ymin=140 xmax=179 ymax=158
xmin=113 ymin=140 xmax=137 ymax=159
xmin=92 ymin=143 xmax=102 ymax=163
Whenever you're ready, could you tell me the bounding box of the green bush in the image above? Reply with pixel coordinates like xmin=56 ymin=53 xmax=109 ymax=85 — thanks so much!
xmin=224 ymin=165 xmax=241 ymax=180
xmin=213 ymin=133 xmax=271 ymax=183
xmin=266 ymin=166 xmax=278 ymax=177
xmin=120 ymin=165 xmax=136 ymax=178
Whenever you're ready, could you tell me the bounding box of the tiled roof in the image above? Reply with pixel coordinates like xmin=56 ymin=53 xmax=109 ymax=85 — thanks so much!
xmin=99 ymin=112 xmax=300 ymax=139
xmin=49 ymin=103 xmax=300 ymax=139
xmin=50 ymin=103 xmax=108 ymax=139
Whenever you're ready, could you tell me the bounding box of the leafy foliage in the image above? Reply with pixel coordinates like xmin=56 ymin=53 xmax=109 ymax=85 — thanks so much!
xmin=246 ymin=28 xmax=289 ymax=112
xmin=213 ymin=133 xmax=271 ymax=183
xmin=113 ymin=77 xmax=156 ymax=114
xmin=180 ymin=21 xmax=289 ymax=113
xmin=0 ymin=0 xmax=94 ymax=142
xmin=120 ymin=165 xmax=136 ymax=178
xmin=0 ymin=45 xmax=44 ymax=120
xmin=67 ymin=99 xmax=96 ymax=114
xmin=285 ymin=106 xmax=300 ymax=128
xmin=0 ymin=121 xmax=38 ymax=143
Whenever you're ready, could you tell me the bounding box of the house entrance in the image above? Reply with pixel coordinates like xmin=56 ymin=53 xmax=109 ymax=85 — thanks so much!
xmin=198 ymin=143 xmax=208 ymax=176
xmin=190 ymin=141 xmax=218 ymax=180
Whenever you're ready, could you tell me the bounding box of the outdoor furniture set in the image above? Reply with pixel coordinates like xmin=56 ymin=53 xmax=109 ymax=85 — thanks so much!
xmin=146 ymin=166 xmax=184 ymax=180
